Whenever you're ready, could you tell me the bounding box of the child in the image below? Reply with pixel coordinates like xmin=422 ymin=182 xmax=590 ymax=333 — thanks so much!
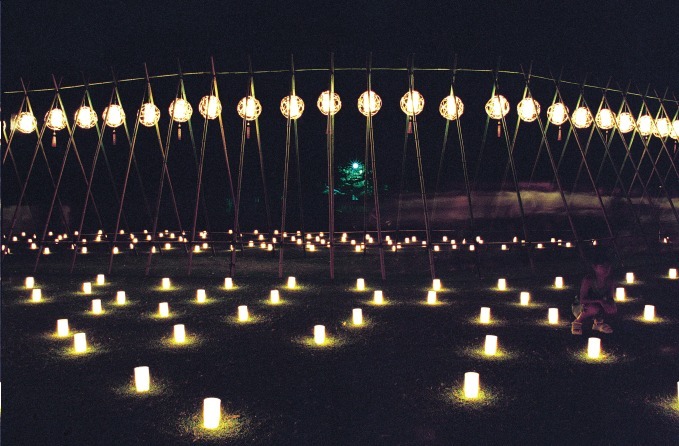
xmin=571 ymin=251 xmax=617 ymax=335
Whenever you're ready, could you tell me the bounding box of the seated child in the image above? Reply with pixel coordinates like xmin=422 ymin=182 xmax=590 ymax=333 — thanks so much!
xmin=571 ymin=251 xmax=617 ymax=335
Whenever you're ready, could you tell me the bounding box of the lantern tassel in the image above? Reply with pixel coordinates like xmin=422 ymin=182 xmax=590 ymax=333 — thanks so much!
xmin=178 ymin=124 xmax=182 ymax=141
xmin=558 ymin=126 xmax=562 ymax=141
xmin=112 ymin=129 xmax=117 ymax=146
xmin=497 ymin=120 xmax=501 ymax=138
xmin=51 ymin=132 xmax=57 ymax=148
xmin=246 ymin=122 xmax=251 ymax=139
xmin=408 ymin=118 xmax=413 ymax=134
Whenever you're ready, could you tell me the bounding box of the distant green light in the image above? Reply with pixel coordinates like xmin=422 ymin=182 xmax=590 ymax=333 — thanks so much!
xmin=352 ymin=162 xmax=359 ymax=169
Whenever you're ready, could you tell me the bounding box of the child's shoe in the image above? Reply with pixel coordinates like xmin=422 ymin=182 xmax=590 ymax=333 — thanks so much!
xmin=592 ymin=321 xmax=613 ymax=333
xmin=571 ymin=321 xmax=582 ymax=335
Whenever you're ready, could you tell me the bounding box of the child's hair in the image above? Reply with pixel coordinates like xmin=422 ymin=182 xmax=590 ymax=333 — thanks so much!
xmin=589 ymin=249 xmax=612 ymax=267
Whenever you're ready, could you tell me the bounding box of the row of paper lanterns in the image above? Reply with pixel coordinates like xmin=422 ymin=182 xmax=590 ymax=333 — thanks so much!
xmin=10 ymin=91 xmax=679 ymax=138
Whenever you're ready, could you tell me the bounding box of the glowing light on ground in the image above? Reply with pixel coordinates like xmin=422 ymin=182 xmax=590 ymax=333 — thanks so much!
xmin=224 ymin=278 xmax=233 ymax=289
xmin=587 ymin=337 xmax=601 ymax=359
xmin=83 ymin=282 xmax=92 ymax=294
xmin=25 ymin=277 xmax=35 ymax=289
xmin=484 ymin=335 xmax=498 ymax=356
xmin=159 ymin=302 xmax=170 ymax=318
xmin=548 ymin=308 xmax=559 ymax=324
xmin=237 ymin=306 xmax=249 ymax=322
xmin=626 ymin=272 xmax=635 ymax=284
xmin=480 ymin=307 xmax=491 ymax=324
xmin=427 ymin=290 xmax=437 ymax=305
xmin=203 ymin=398 xmax=221 ymax=429
xmin=356 ymin=278 xmax=365 ymax=291
xmin=134 ymin=366 xmax=150 ymax=392
xmin=91 ymin=299 xmax=103 ymax=314
xmin=497 ymin=279 xmax=506 ymax=291
xmin=174 ymin=324 xmax=186 ymax=343
xmin=56 ymin=319 xmax=69 ymax=337
xmin=432 ymin=279 xmax=441 ymax=291
xmin=161 ymin=278 xmax=171 ymax=289
xmin=74 ymin=332 xmax=87 ymax=353
xmin=373 ymin=290 xmax=384 ymax=305
xmin=554 ymin=277 xmax=564 ymax=288
xmin=314 ymin=325 xmax=326 ymax=345
xmin=352 ymin=308 xmax=363 ymax=326
xmin=270 ymin=290 xmax=280 ymax=304
xmin=196 ymin=289 xmax=206 ymax=303
xmin=96 ymin=274 xmax=105 ymax=285
xmin=464 ymin=372 xmax=480 ymax=399
xmin=31 ymin=289 xmax=42 ymax=302
xmin=519 ymin=292 xmax=530 ymax=306
xmin=643 ymin=305 xmax=655 ymax=321
xmin=287 ymin=276 xmax=296 ymax=289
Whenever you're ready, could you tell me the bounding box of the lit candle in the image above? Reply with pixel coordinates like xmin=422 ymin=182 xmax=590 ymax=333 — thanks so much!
xmin=81 ymin=246 xmax=88 ymax=254
xmin=554 ymin=277 xmax=564 ymax=289
xmin=158 ymin=302 xmax=169 ymax=317
xmin=91 ymin=299 xmax=103 ymax=314
xmin=356 ymin=278 xmax=365 ymax=291
xmin=548 ymin=308 xmax=559 ymax=324
xmin=464 ymin=372 xmax=480 ymax=399
xmin=480 ymin=307 xmax=491 ymax=324
xmin=31 ymin=288 xmax=42 ymax=302
xmin=484 ymin=335 xmax=498 ymax=356
xmin=287 ymin=276 xmax=296 ymax=289
xmin=112 ymin=247 xmax=119 ymax=254
xmin=501 ymin=244 xmax=507 ymax=251
xmin=96 ymin=274 xmax=105 ymax=285
xmin=161 ymin=278 xmax=171 ymax=289
xmin=669 ymin=268 xmax=677 ymax=280
xmin=352 ymin=308 xmax=363 ymax=325
xmin=373 ymin=290 xmax=384 ymax=305
xmin=238 ymin=305 xmax=249 ymax=322
xmin=270 ymin=290 xmax=280 ymax=304
xmin=173 ymin=324 xmax=186 ymax=343
xmin=196 ymin=289 xmax=206 ymax=303
xmin=203 ymin=397 xmax=221 ymax=429
xmin=520 ymin=291 xmax=530 ymax=306
xmin=74 ymin=332 xmax=87 ymax=353
xmin=314 ymin=325 xmax=326 ymax=345
xmin=25 ymin=276 xmax=35 ymax=289
xmin=587 ymin=337 xmax=601 ymax=359
xmin=497 ymin=278 xmax=506 ymax=291
xmin=224 ymin=277 xmax=233 ymax=289
xmin=615 ymin=287 xmax=625 ymax=301
xmin=116 ymin=291 xmax=126 ymax=305
xmin=134 ymin=366 xmax=150 ymax=392
xmin=427 ymin=290 xmax=437 ymax=305
xmin=83 ymin=282 xmax=92 ymax=294
xmin=56 ymin=319 xmax=69 ymax=337
xmin=626 ymin=272 xmax=635 ymax=284
xmin=643 ymin=305 xmax=655 ymax=321
xmin=43 ymin=247 xmax=50 ymax=255
xmin=432 ymin=279 xmax=441 ymax=291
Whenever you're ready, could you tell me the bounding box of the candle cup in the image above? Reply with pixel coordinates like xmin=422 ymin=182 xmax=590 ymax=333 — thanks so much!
xmin=314 ymin=325 xmax=326 ymax=345
xmin=237 ymin=305 xmax=249 ymax=322
xmin=373 ymin=290 xmax=384 ymax=305
xmin=203 ymin=398 xmax=221 ymax=429
xmin=352 ymin=308 xmax=363 ymax=325
xmin=548 ymin=308 xmax=559 ymax=324
xmin=587 ymin=337 xmax=601 ymax=359
xmin=134 ymin=366 xmax=150 ymax=392
xmin=56 ymin=319 xmax=69 ymax=337
xmin=270 ymin=290 xmax=280 ymax=304
xmin=484 ymin=335 xmax=497 ymax=356
xmin=464 ymin=372 xmax=480 ymax=399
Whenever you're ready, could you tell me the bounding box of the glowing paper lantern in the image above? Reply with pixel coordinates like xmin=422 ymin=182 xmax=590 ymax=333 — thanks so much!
xmin=517 ymin=97 xmax=541 ymax=122
xmin=356 ymin=278 xmax=365 ymax=291
xmin=669 ymin=268 xmax=677 ymax=279
xmin=237 ymin=305 xmax=249 ymax=322
xmin=198 ymin=95 xmax=222 ymax=120
xmin=555 ymin=277 xmax=564 ymax=289
xmin=74 ymin=332 xmax=87 ymax=353
xmin=615 ymin=287 xmax=625 ymax=301
xmin=352 ymin=308 xmax=363 ymax=325
xmin=432 ymin=279 xmax=441 ymax=291
xmin=45 ymin=108 xmax=67 ymax=131
xmin=616 ymin=112 xmax=635 ymax=133
xmin=497 ymin=278 xmax=506 ymax=291
xmin=653 ymin=117 xmax=671 ymax=138
xmin=270 ymin=290 xmax=280 ymax=304
xmin=464 ymin=372 xmax=480 ymax=399
xmin=637 ymin=115 xmax=653 ymax=136
xmin=31 ymin=289 xmax=42 ymax=302
xmin=571 ymin=106 xmax=593 ymax=129
xmin=373 ymin=290 xmax=384 ymax=305
xmin=116 ymin=291 xmax=126 ymax=305
xmin=519 ymin=292 xmax=530 ymax=306
xmin=158 ymin=302 xmax=169 ymax=318
xmin=25 ymin=277 xmax=35 ymax=289
xmin=96 ymin=274 xmax=105 ymax=285
xmin=595 ymin=108 xmax=616 ymax=130
xmin=479 ymin=307 xmax=491 ymax=324
xmin=161 ymin=277 xmax=171 ymax=289
xmin=203 ymin=398 xmax=221 ymax=429
xmin=548 ymin=308 xmax=559 ymax=324
xmin=57 ymin=319 xmax=69 ymax=337
xmin=287 ymin=276 xmax=297 ymax=289
xmin=14 ymin=112 xmax=37 ymax=133
xmin=280 ymin=95 xmax=305 ymax=119
xmin=102 ymin=104 xmax=125 ymax=127
xmin=169 ymin=98 xmax=193 ymax=122
xmin=626 ymin=272 xmax=635 ymax=284
xmin=224 ymin=278 xmax=233 ymax=289
xmin=74 ymin=106 xmax=98 ymax=129
xmin=237 ymin=96 xmax=262 ymax=121
xmin=400 ymin=90 xmax=424 ymax=116
xmin=670 ymin=120 xmax=679 ymax=140
xmin=485 ymin=95 xmax=510 ymax=119
xmin=547 ymin=103 xmax=569 ymax=125
xmin=357 ymin=90 xmax=382 ymax=116
xmin=427 ymin=291 xmax=437 ymax=305
xmin=91 ymin=299 xmax=103 ymax=314
xmin=317 ymin=90 xmax=342 ymax=116
xmin=439 ymin=94 xmax=464 ymax=120
xmin=643 ymin=305 xmax=655 ymax=321
xmin=484 ymin=335 xmax=498 ymax=356
xmin=196 ymin=289 xmax=206 ymax=303
xmin=174 ymin=324 xmax=186 ymax=343
xmin=138 ymin=103 xmax=160 ymax=127
xmin=314 ymin=325 xmax=326 ymax=345
xmin=134 ymin=366 xmax=150 ymax=392
xmin=83 ymin=282 xmax=92 ymax=294
xmin=587 ymin=337 xmax=601 ymax=359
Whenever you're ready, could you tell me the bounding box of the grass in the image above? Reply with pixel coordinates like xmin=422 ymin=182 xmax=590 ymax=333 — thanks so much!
xmin=2 ymin=245 xmax=679 ymax=444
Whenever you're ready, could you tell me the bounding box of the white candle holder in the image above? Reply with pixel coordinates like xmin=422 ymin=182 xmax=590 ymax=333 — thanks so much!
xmin=56 ymin=319 xmax=69 ymax=337
xmin=173 ymin=324 xmax=186 ymax=343
xmin=464 ymin=372 xmax=480 ymax=399
xmin=352 ymin=308 xmax=363 ymax=325
xmin=548 ymin=308 xmax=559 ymax=324
xmin=203 ymin=397 xmax=221 ymax=429
xmin=643 ymin=305 xmax=655 ymax=321
xmin=587 ymin=337 xmax=601 ymax=359
xmin=196 ymin=289 xmax=206 ymax=303
xmin=479 ymin=307 xmax=491 ymax=324
xmin=314 ymin=325 xmax=326 ymax=345
xmin=238 ymin=305 xmax=249 ymax=322
xmin=373 ymin=290 xmax=384 ymax=305
xmin=484 ymin=335 xmax=497 ymax=356
xmin=74 ymin=332 xmax=87 ymax=353
xmin=497 ymin=278 xmax=506 ymax=291
xmin=158 ymin=302 xmax=169 ymax=318
xmin=116 ymin=291 xmax=126 ymax=305
xmin=519 ymin=292 xmax=530 ymax=306
xmin=270 ymin=290 xmax=280 ymax=304
xmin=134 ymin=366 xmax=150 ymax=392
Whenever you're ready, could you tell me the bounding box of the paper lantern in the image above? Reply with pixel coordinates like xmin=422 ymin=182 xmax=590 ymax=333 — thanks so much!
xmin=484 ymin=335 xmax=498 ymax=356
xmin=96 ymin=274 xmax=105 ymax=285
xmin=45 ymin=108 xmax=67 ymax=131
xmin=270 ymin=289 xmax=280 ymax=304
xmin=74 ymin=332 xmax=87 ymax=353
xmin=25 ymin=276 xmax=35 ymax=289
xmin=81 ymin=246 xmax=88 ymax=254
xmin=74 ymin=106 xmax=98 ymax=129
xmin=571 ymin=107 xmax=593 ymax=129
xmin=358 ymin=90 xmax=382 ymax=117
xmin=497 ymin=278 xmax=506 ymax=291
xmin=102 ymin=104 xmax=125 ymax=128
xmin=138 ymin=103 xmax=160 ymax=127
xmin=547 ymin=103 xmax=569 ymax=126
xmin=314 ymin=325 xmax=326 ymax=345
xmin=237 ymin=96 xmax=262 ymax=121
xmin=595 ymin=108 xmax=616 ymax=130
xmin=653 ymin=117 xmax=671 ymax=138
xmin=519 ymin=291 xmax=530 ymax=306
xmin=616 ymin=112 xmax=635 ymax=134
xmin=587 ymin=337 xmax=601 ymax=359
xmin=134 ymin=366 xmax=150 ymax=392
xmin=91 ymin=299 xmax=102 ymax=314
xmin=280 ymin=95 xmax=305 ymax=119
xmin=548 ymin=308 xmax=559 ymax=324
xmin=669 ymin=268 xmax=677 ymax=279
xmin=14 ymin=112 xmax=37 ymax=133
xmin=625 ymin=272 xmax=634 ymax=284
xmin=479 ymin=307 xmax=491 ymax=324
xmin=485 ymin=95 xmax=510 ymax=120
xmin=464 ymin=372 xmax=480 ymax=399
xmin=400 ymin=90 xmax=424 ymax=116
xmin=203 ymin=398 xmax=221 ymax=429
xmin=196 ymin=289 xmax=206 ymax=303
xmin=287 ymin=276 xmax=296 ymax=289
xmin=317 ymin=90 xmax=342 ymax=116
xmin=31 ymin=289 xmax=42 ymax=302
xmin=643 ymin=305 xmax=655 ymax=321
xmin=439 ymin=94 xmax=464 ymax=121
xmin=83 ymin=282 xmax=92 ymax=294
xmin=637 ymin=115 xmax=653 ymax=136
xmin=173 ymin=324 xmax=185 ymax=343
xmin=432 ymin=279 xmax=441 ymax=291
xmin=670 ymin=120 xmax=679 ymax=140
xmin=555 ymin=277 xmax=564 ymax=289
xmin=116 ymin=291 xmax=126 ymax=305
xmin=169 ymin=98 xmax=193 ymax=122
xmin=158 ymin=302 xmax=169 ymax=318
xmin=161 ymin=278 xmax=171 ymax=289
xmin=517 ymin=97 xmax=540 ymax=122
xmin=615 ymin=287 xmax=625 ymax=301
xmin=352 ymin=308 xmax=363 ymax=325
xmin=356 ymin=278 xmax=365 ymax=291
xmin=427 ymin=290 xmax=437 ymax=305
xmin=238 ymin=305 xmax=249 ymax=322
xmin=373 ymin=290 xmax=384 ymax=305
xmin=198 ymin=95 xmax=222 ymax=120
xmin=57 ymin=319 xmax=69 ymax=337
